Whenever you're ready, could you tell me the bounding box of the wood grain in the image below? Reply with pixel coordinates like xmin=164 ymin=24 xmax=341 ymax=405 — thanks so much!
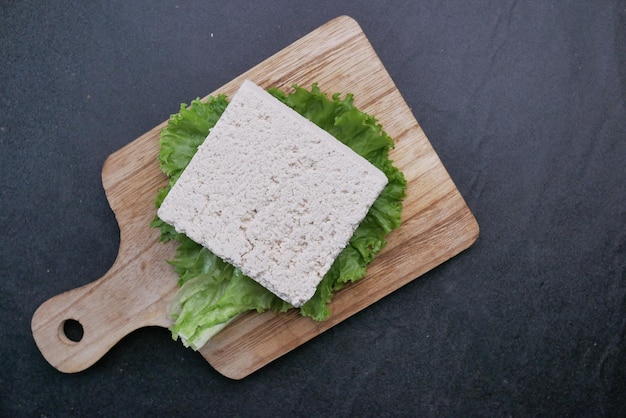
xmin=31 ymin=16 xmax=478 ymax=379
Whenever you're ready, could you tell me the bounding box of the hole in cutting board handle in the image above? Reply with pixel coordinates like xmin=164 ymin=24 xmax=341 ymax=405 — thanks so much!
xmin=60 ymin=319 xmax=84 ymax=343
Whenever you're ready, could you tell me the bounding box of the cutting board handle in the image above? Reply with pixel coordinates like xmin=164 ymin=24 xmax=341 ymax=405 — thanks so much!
xmin=31 ymin=251 xmax=175 ymax=373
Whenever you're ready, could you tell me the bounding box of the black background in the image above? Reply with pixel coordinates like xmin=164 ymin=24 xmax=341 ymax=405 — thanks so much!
xmin=2 ymin=1 xmax=625 ymax=416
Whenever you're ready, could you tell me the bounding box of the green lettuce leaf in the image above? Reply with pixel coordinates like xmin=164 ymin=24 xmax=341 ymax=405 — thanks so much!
xmin=166 ymin=235 xmax=291 ymax=349
xmin=152 ymin=84 xmax=406 ymax=348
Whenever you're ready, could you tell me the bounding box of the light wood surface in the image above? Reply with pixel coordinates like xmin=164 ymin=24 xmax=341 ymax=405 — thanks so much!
xmin=31 ymin=15 xmax=479 ymax=379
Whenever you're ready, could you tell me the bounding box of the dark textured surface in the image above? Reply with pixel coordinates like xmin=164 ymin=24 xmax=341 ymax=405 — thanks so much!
xmin=2 ymin=1 xmax=625 ymax=416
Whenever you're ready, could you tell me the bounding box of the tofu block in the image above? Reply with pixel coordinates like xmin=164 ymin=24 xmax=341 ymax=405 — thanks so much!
xmin=158 ymin=80 xmax=388 ymax=307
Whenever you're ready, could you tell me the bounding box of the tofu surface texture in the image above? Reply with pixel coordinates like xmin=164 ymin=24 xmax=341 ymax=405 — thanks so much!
xmin=158 ymin=80 xmax=388 ymax=307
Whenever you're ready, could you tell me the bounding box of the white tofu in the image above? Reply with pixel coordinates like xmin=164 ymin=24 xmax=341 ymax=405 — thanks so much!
xmin=158 ymin=80 xmax=388 ymax=307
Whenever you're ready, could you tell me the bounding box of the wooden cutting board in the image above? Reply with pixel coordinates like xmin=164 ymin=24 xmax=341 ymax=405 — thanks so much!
xmin=31 ymin=15 xmax=479 ymax=380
